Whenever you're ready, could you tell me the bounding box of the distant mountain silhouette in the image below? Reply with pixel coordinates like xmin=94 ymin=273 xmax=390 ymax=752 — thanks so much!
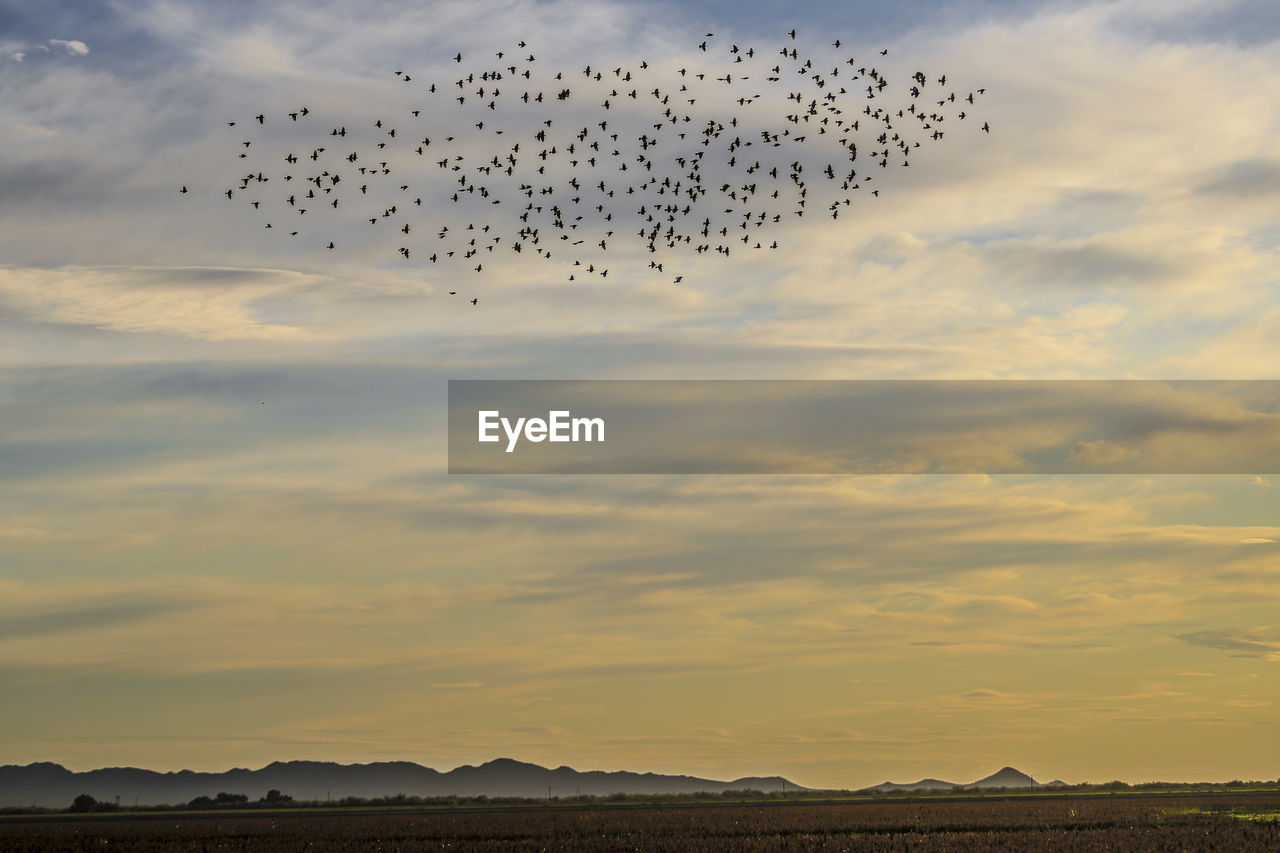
xmin=868 ymin=766 xmax=1064 ymax=792
xmin=972 ymin=766 xmax=1039 ymax=788
xmin=867 ymin=777 xmax=961 ymax=792
xmin=0 ymin=759 xmax=802 ymax=808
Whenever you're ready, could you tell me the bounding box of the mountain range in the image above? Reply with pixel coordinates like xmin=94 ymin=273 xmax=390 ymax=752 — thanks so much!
xmin=0 ymin=760 xmax=1072 ymax=808
xmin=0 ymin=759 xmax=800 ymax=808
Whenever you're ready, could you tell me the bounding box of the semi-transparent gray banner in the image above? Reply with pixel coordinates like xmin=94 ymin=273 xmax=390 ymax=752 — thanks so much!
xmin=447 ymin=380 xmax=1280 ymax=474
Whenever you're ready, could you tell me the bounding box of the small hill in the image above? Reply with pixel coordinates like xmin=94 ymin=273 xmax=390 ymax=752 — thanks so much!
xmin=971 ymin=766 xmax=1039 ymax=788
xmin=869 ymin=766 xmax=1054 ymax=792
xmin=868 ymin=777 xmax=960 ymax=792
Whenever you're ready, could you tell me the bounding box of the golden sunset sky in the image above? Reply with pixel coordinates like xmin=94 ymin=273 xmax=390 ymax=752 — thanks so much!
xmin=1 ymin=0 xmax=1278 ymax=789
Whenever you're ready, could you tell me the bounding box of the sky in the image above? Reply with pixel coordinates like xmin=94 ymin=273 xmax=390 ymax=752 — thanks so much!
xmin=1 ymin=0 xmax=1278 ymax=791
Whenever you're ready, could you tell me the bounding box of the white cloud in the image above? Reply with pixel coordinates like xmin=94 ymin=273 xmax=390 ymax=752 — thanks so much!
xmin=1069 ymin=440 xmax=1138 ymax=466
xmin=48 ymin=39 xmax=89 ymax=56
xmin=0 ymin=265 xmax=311 ymax=341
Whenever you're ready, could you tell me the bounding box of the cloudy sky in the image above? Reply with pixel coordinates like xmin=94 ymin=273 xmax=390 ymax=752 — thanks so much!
xmin=2 ymin=0 xmax=1278 ymax=790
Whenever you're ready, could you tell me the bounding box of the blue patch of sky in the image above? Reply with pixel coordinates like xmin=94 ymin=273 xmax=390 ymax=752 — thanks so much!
xmin=0 ymin=0 xmax=182 ymax=78
xmin=1116 ymin=0 xmax=1280 ymax=48
xmin=655 ymin=0 xmax=1097 ymax=45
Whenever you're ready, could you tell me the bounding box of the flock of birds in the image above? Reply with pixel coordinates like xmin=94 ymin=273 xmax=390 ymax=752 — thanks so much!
xmin=192 ymin=30 xmax=989 ymax=304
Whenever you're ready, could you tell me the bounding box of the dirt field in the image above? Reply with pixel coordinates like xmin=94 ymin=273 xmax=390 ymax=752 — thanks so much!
xmin=3 ymin=793 xmax=1280 ymax=851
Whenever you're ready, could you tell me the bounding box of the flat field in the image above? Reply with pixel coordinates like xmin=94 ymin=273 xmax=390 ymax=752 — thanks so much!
xmin=3 ymin=794 xmax=1279 ymax=851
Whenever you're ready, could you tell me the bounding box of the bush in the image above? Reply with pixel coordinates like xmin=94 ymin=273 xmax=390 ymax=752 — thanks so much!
xmin=68 ymin=794 xmax=97 ymax=813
